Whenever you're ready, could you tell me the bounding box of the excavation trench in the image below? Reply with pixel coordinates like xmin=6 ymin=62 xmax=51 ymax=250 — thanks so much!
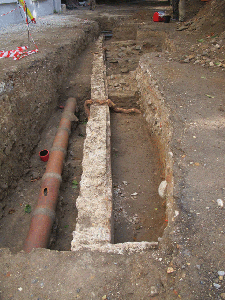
xmin=71 ymin=31 xmax=171 ymax=252
xmin=0 ymin=20 xmax=172 ymax=253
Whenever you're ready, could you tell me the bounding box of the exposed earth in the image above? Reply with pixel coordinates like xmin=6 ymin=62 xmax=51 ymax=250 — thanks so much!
xmin=0 ymin=0 xmax=224 ymax=299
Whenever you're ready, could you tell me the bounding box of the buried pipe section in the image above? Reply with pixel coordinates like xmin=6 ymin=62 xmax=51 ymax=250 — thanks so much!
xmin=24 ymin=97 xmax=78 ymax=253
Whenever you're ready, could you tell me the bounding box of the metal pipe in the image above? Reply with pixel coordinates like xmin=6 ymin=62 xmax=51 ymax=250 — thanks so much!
xmin=24 ymin=97 xmax=77 ymax=253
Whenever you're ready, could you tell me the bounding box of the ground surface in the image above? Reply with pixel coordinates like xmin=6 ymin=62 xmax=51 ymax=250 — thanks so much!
xmin=0 ymin=0 xmax=225 ymax=299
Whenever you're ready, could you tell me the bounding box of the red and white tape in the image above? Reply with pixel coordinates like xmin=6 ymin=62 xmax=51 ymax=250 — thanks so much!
xmin=1 ymin=2 xmax=38 ymax=60
xmin=0 ymin=46 xmax=38 ymax=60
xmin=1 ymin=6 xmax=21 ymax=17
xmin=16 ymin=48 xmax=38 ymax=60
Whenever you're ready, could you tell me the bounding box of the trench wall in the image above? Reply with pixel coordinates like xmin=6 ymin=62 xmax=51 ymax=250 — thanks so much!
xmin=136 ymin=55 xmax=174 ymax=225
xmin=0 ymin=22 xmax=100 ymax=201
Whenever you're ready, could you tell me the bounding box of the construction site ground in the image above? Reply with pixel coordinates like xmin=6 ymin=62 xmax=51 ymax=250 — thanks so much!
xmin=0 ymin=1 xmax=225 ymax=299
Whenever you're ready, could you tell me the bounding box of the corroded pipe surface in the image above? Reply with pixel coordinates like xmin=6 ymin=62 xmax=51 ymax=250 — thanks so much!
xmin=24 ymin=98 xmax=77 ymax=253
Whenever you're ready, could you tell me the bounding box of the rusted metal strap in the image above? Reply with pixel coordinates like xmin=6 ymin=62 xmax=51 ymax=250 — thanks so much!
xmin=84 ymin=98 xmax=141 ymax=119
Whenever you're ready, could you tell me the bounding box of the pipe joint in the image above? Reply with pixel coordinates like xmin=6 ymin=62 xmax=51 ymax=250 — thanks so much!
xmin=42 ymin=172 xmax=62 ymax=183
xmin=57 ymin=127 xmax=71 ymax=135
xmin=50 ymin=147 xmax=67 ymax=157
xmin=33 ymin=207 xmax=56 ymax=222
xmin=62 ymin=111 xmax=78 ymax=122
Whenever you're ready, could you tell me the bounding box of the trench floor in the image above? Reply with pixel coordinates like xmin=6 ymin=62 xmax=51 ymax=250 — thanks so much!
xmin=111 ymin=113 xmax=166 ymax=243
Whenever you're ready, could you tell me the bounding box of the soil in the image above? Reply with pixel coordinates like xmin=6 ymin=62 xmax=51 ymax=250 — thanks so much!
xmin=0 ymin=0 xmax=225 ymax=299
xmin=111 ymin=113 xmax=166 ymax=244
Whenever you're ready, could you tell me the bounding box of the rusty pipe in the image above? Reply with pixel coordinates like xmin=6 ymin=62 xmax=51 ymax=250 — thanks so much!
xmin=24 ymin=97 xmax=77 ymax=253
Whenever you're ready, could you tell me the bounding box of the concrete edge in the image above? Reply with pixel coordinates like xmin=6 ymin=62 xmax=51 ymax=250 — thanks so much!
xmin=71 ymin=36 xmax=113 ymax=251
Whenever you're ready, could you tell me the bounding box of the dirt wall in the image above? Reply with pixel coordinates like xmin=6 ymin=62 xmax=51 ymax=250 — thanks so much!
xmin=0 ymin=22 xmax=100 ymax=201
xmin=136 ymin=55 xmax=174 ymax=225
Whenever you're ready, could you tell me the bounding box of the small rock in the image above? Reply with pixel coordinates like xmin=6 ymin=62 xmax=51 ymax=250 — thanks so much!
xmin=108 ymin=58 xmax=118 ymax=63
xmin=69 ymin=80 xmax=76 ymax=86
xmin=218 ymin=271 xmax=225 ymax=276
xmin=121 ymin=68 xmax=129 ymax=73
xmin=158 ymin=180 xmax=167 ymax=198
xmin=0 ymin=82 xmax=6 ymax=94
xmin=118 ymin=52 xmax=125 ymax=58
xmin=31 ymin=171 xmax=40 ymax=180
xmin=213 ymin=283 xmax=221 ymax=289
xmin=188 ymin=54 xmax=195 ymax=60
xmin=217 ymin=199 xmax=224 ymax=208
xmin=122 ymin=181 xmax=128 ymax=185
xmin=0 ymin=182 xmax=8 ymax=190
xmin=125 ymin=48 xmax=132 ymax=55
xmin=150 ymin=286 xmax=158 ymax=296
xmin=183 ymin=58 xmax=190 ymax=63
xmin=4 ymin=144 xmax=12 ymax=156
xmin=167 ymin=267 xmax=174 ymax=274
xmin=31 ymin=279 xmax=38 ymax=284
xmin=168 ymin=151 xmax=173 ymax=158
xmin=174 ymin=210 xmax=179 ymax=217
xmin=177 ymin=25 xmax=188 ymax=31
xmin=220 ymin=293 xmax=225 ymax=300
xmin=209 ymin=61 xmax=214 ymax=67
xmin=131 ymin=192 xmax=138 ymax=196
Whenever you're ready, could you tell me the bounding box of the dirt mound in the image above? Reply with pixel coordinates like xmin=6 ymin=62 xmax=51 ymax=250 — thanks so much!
xmin=172 ymin=0 xmax=225 ymax=69
xmin=189 ymin=0 xmax=225 ymax=35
